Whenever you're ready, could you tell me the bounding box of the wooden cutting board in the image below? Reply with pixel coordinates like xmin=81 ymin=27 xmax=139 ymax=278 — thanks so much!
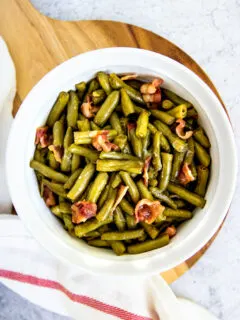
xmin=0 ymin=0 xmax=226 ymax=283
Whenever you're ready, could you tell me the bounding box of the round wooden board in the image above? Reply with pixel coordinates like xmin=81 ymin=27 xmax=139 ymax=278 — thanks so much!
xmin=0 ymin=0 xmax=226 ymax=283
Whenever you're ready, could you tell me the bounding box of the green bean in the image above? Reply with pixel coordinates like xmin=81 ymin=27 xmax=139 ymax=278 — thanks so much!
xmin=97 ymin=72 xmax=112 ymax=95
xmin=163 ymin=89 xmax=192 ymax=108
xmin=142 ymin=130 xmax=151 ymax=158
xmin=154 ymin=120 xmax=187 ymax=152
xmin=162 ymin=99 xmax=174 ymax=110
xmin=109 ymin=112 xmax=124 ymax=134
xmin=90 ymin=121 xmax=100 ymax=130
xmin=34 ymin=149 xmax=46 ymax=164
xmin=61 ymin=127 xmax=73 ymax=172
xmin=174 ymin=199 xmax=186 ymax=208
xmin=140 ymin=222 xmax=159 ymax=239
xmin=119 ymin=171 xmax=140 ymax=203
xmin=152 ymin=131 xmax=162 ymax=171
xmin=151 ymin=110 xmax=175 ymax=125
xmin=148 ymin=123 xmax=157 ymax=134
xmin=97 ymin=174 xmax=115 ymax=208
xmin=150 ymin=187 xmax=177 ymax=209
xmin=87 ymin=79 xmax=99 ymax=95
xmin=148 ymin=166 xmax=158 ymax=180
xmin=97 ymin=160 xmax=143 ymax=174
xmin=75 ymin=81 xmax=87 ymax=100
xmin=99 ymin=152 xmax=139 ymax=161
xmin=113 ymin=134 xmax=131 ymax=154
xmin=119 ymin=198 xmax=134 ymax=216
xmin=88 ymin=239 xmax=111 ymax=247
xmin=184 ymin=137 xmax=195 ymax=165
xmin=126 ymin=215 xmax=137 ymax=230
xmin=42 ymin=179 xmax=68 ymax=198
xmin=190 ymin=161 xmax=197 ymax=179
xmin=127 ymin=234 xmax=169 ymax=254
xmin=75 ymin=216 xmax=113 ymax=238
xmin=125 ymin=79 xmax=142 ymax=90
xmin=67 ymin=90 xmax=79 ymax=128
xmin=101 ymin=229 xmax=144 ymax=241
xmin=167 ymin=183 xmax=206 ymax=208
xmin=94 ymin=91 xmax=120 ymax=127
xmin=167 ymin=104 xmax=187 ymax=119
xmin=51 ymin=206 xmax=63 ymax=219
xmin=74 ymin=130 xmax=117 ymax=144
xmin=158 ymin=153 xmax=173 ymax=192
xmin=59 ymin=202 xmax=72 ymax=213
xmin=30 ymin=160 xmax=68 ymax=183
xmin=194 ymin=141 xmax=211 ymax=167
xmin=67 ymin=163 xmax=95 ymax=201
xmin=114 ymin=207 xmax=126 ymax=231
xmin=48 ymin=151 xmax=59 ymax=170
xmin=195 ymin=165 xmax=209 ymax=196
xmin=138 ymin=233 xmax=147 ymax=242
xmin=47 ymin=92 xmax=69 ymax=127
xmin=71 ymin=154 xmax=81 ymax=172
xmin=84 ymin=231 xmax=101 ymax=239
xmin=63 ymin=214 xmax=74 ymax=232
xmin=109 ymin=73 xmax=145 ymax=105
xmin=171 ymin=151 xmax=185 ymax=182
xmin=64 ymin=168 xmax=82 ymax=190
xmin=134 ymin=105 xmax=146 ymax=114
xmin=96 ymin=225 xmax=111 ymax=234
xmin=120 ymin=88 xmax=135 ymax=116
xmin=163 ymin=208 xmax=193 ymax=219
xmin=96 ymin=197 xmax=115 ymax=222
xmin=136 ymin=111 xmax=149 ymax=138
xmin=92 ymin=89 xmax=106 ymax=105
xmin=111 ymin=174 xmax=122 ymax=188
xmin=87 ymin=172 xmax=109 ymax=203
xmin=148 ymin=123 xmax=170 ymax=152
xmin=136 ymin=180 xmax=154 ymax=200
xmin=110 ymin=241 xmax=126 ymax=255
xmin=53 ymin=121 xmax=64 ymax=147
xmin=187 ymin=108 xmax=198 ymax=118
xmin=68 ymin=144 xmax=99 ymax=162
xmin=128 ymin=125 xmax=142 ymax=158
xmin=193 ymin=128 xmax=210 ymax=148
xmin=77 ymin=119 xmax=90 ymax=132
xmin=149 ymin=179 xmax=158 ymax=187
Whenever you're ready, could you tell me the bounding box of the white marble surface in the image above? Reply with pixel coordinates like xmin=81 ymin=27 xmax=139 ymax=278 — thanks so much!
xmin=2 ymin=0 xmax=240 ymax=319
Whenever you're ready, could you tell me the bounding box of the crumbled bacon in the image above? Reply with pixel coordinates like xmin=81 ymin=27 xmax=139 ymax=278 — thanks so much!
xmin=35 ymin=126 xmax=51 ymax=148
xmin=175 ymin=119 xmax=193 ymax=140
xmin=81 ymin=95 xmax=99 ymax=118
xmin=43 ymin=186 xmax=56 ymax=207
xmin=165 ymin=225 xmax=177 ymax=238
xmin=111 ymin=185 xmax=129 ymax=213
xmin=178 ymin=163 xmax=195 ymax=185
xmin=143 ymin=156 xmax=152 ymax=186
xmin=48 ymin=145 xmax=63 ymax=163
xmin=92 ymin=131 xmax=119 ymax=152
xmin=121 ymin=74 xmax=137 ymax=81
xmin=71 ymin=201 xmax=97 ymax=224
xmin=140 ymin=78 xmax=163 ymax=104
xmin=135 ymin=199 xmax=165 ymax=224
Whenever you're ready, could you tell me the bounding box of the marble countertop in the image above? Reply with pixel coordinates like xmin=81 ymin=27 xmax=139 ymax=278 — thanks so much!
xmin=1 ymin=0 xmax=240 ymax=319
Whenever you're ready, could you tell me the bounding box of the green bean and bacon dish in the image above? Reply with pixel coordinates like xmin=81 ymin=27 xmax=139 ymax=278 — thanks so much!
xmin=30 ymin=72 xmax=211 ymax=255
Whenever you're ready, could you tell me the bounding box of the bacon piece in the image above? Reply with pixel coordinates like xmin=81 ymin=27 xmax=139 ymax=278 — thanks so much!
xmin=43 ymin=186 xmax=56 ymax=207
xmin=71 ymin=201 xmax=97 ymax=224
xmin=175 ymin=119 xmax=193 ymax=140
xmin=165 ymin=225 xmax=177 ymax=238
xmin=135 ymin=199 xmax=165 ymax=224
xmin=140 ymin=78 xmax=163 ymax=104
xmin=48 ymin=145 xmax=63 ymax=163
xmin=178 ymin=163 xmax=195 ymax=185
xmin=92 ymin=131 xmax=119 ymax=152
xmin=81 ymin=96 xmax=99 ymax=119
xmin=111 ymin=185 xmax=129 ymax=213
xmin=120 ymin=74 xmax=137 ymax=81
xmin=143 ymin=156 xmax=152 ymax=186
xmin=152 ymin=78 xmax=164 ymax=88
xmin=35 ymin=126 xmax=51 ymax=148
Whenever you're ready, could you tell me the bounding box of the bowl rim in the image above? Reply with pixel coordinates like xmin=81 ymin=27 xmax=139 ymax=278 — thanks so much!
xmin=6 ymin=47 xmax=238 ymax=275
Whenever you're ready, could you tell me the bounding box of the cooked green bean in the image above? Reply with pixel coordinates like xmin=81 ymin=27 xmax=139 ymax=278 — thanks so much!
xmin=119 ymin=198 xmax=134 ymax=215
xmin=67 ymin=90 xmax=79 ymax=128
xmin=30 ymin=160 xmax=68 ymax=183
xmin=119 ymin=171 xmax=140 ymax=203
xmin=47 ymin=92 xmax=69 ymax=127
xmin=150 ymin=187 xmax=177 ymax=209
xmin=61 ymin=127 xmax=73 ymax=172
xmin=152 ymin=131 xmax=162 ymax=171
xmin=87 ymin=172 xmax=109 ymax=203
xmin=193 ymin=128 xmax=210 ymax=148
xmin=97 ymin=160 xmax=143 ymax=174
xmin=51 ymin=206 xmax=63 ymax=218
xmin=154 ymin=120 xmax=187 ymax=152
xmin=48 ymin=151 xmax=59 ymax=170
xmin=158 ymin=153 xmax=173 ymax=192
xmin=142 ymin=129 xmax=151 ymax=158
xmin=90 ymin=121 xmax=100 ymax=130
xmin=140 ymin=222 xmax=159 ymax=239
xmin=71 ymin=154 xmax=81 ymax=172
xmin=184 ymin=137 xmax=195 ymax=165
xmin=190 ymin=161 xmax=197 ymax=179
xmin=109 ymin=112 xmax=124 ymax=134
xmin=162 ymin=99 xmax=174 ymax=110
xmin=92 ymin=89 xmax=106 ymax=105
xmin=99 ymin=152 xmax=139 ymax=161
xmin=75 ymin=81 xmax=87 ymax=100
xmin=111 ymin=173 xmax=122 ymax=188
xmin=34 ymin=149 xmax=46 ymax=164
xmin=110 ymin=241 xmax=126 ymax=255
xmin=114 ymin=207 xmax=126 ymax=231
xmin=171 ymin=151 xmax=185 ymax=182
xmin=136 ymin=111 xmax=149 ymax=138
xmin=42 ymin=179 xmax=67 ymax=198
xmin=75 ymin=216 xmax=113 ymax=238
xmin=88 ymin=239 xmax=111 ymax=248
xmin=96 ymin=197 xmax=115 ymax=222
xmin=136 ymin=180 xmax=154 ymax=201
xmin=167 ymin=182 xmax=206 ymax=208
xmin=84 ymin=231 xmax=101 ymax=239
xmin=94 ymin=91 xmax=120 ymax=127
xmin=194 ymin=141 xmax=211 ymax=167
xmin=74 ymin=130 xmax=117 ymax=144
xmin=67 ymin=163 xmax=95 ymax=201
xmin=63 ymin=214 xmax=74 ymax=232
xmin=163 ymin=208 xmax=193 ymax=219
xmin=174 ymin=199 xmax=186 ymax=208
xmin=69 ymin=144 xmax=99 ymax=162
xmin=64 ymin=168 xmax=82 ymax=190
xmin=121 ymin=88 xmax=135 ymax=116
xmin=77 ymin=119 xmax=90 ymax=132
xmin=113 ymin=134 xmax=130 ymax=153
xmin=163 ymin=89 xmax=191 ymax=108
xmin=167 ymin=104 xmax=187 ymax=119
xmin=151 ymin=110 xmax=175 ymax=125
xmin=101 ymin=229 xmax=144 ymax=241
xmin=127 ymin=234 xmax=169 ymax=254
xmin=126 ymin=215 xmax=137 ymax=230
xmin=87 ymin=79 xmax=99 ymax=95
xmin=149 ymin=178 xmax=158 ymax=187
xmin=187 ymin=108 xmax=198 ymax=118
xmin=97 ymin=72 xmax=112 ymax=95
xmin=195 ymin=165 xmax=209 ymax=196
xmin=53 ymin=121 xmax=64 ymax=147
xmin=128 ymin=125 xmax=142 ymax=158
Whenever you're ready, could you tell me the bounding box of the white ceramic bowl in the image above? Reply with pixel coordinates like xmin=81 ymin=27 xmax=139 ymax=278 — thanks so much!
xmin=6 ymin=48 xmax=237 ymax=276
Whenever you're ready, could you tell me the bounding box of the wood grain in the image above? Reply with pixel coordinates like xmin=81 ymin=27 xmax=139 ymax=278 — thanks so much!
xmin=0 ymin=0 xmax=226 ymax=284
